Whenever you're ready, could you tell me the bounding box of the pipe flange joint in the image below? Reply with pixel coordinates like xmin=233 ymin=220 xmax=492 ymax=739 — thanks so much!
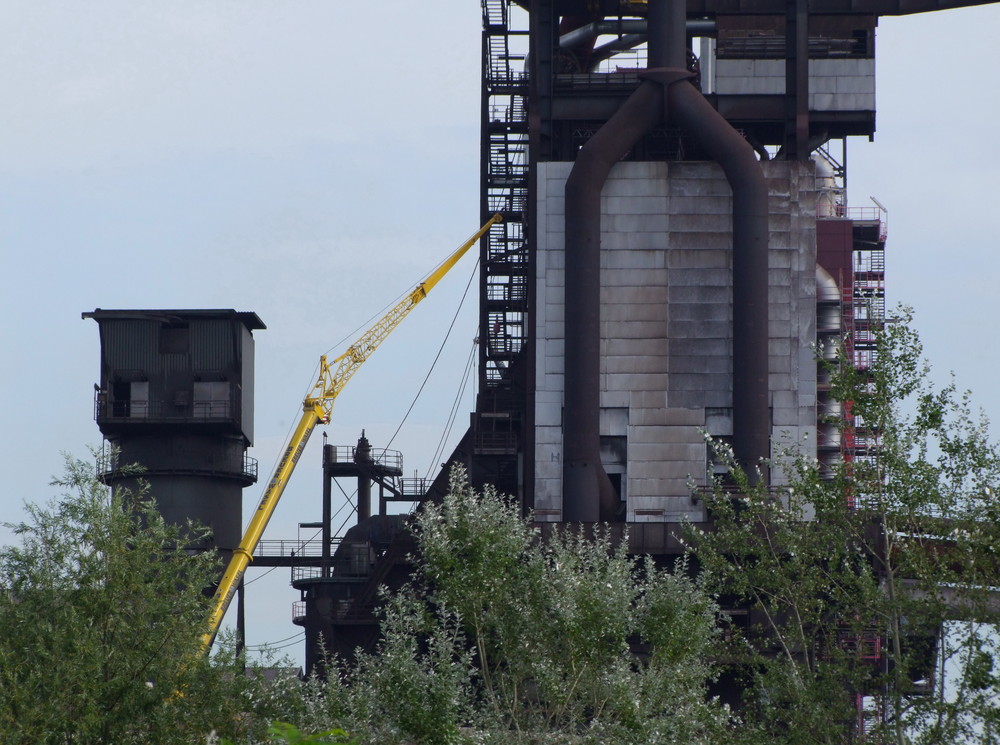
xmin=639 ymin=68 xmax=696 ymax=88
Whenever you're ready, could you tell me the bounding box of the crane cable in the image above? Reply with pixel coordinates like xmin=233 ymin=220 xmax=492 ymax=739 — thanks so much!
xmin=245 ymin=632 xmax=306 ymax=652
xmin=242 ymin=564 xmax=279 ymax=586
xmin=320 ymin=231 xmax=486 ymax=362
xmin=424 ymin=339 xmax=477 ymax=481
xmin=384 ymin=257 xmax=480 ymax=453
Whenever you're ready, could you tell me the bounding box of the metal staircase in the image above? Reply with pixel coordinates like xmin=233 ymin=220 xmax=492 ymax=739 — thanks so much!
xmin=474 ymin=0 xmax=530 ymax=498
xmin=843 ymin=210 xmax=888 ymax=742
xmin=481 ymin=0 xmax=529 ymax=388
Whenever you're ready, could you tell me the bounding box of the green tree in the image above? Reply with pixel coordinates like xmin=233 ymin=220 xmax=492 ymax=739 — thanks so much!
xmin=336 ymin=468 xmax=728 ymax=745
xmin=0 ymin=453 xmax=273 ymax=744
xmin=691 ymin=310 xmax=1000 ymax=745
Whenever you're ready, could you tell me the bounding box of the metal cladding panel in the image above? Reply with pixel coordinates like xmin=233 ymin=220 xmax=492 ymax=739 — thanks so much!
xmin=87 ymin=311 xmax=262 ymax=438
xmin=533 ymin=160 xmax=818 ymax=518
xmin=88 ymin=311 xmax=263 ymax=384
xmin=240 ymin=324 xmax=255 ymax=443
xmin=162 ymin=349 xmax=192 ymax=376
xmin=101 ymin=319 xmax=163 ymax=380
xmin=190 ymin=319 xmax=239 ymax=373
xmin=817 ymin=219 xmax=854 ymax=280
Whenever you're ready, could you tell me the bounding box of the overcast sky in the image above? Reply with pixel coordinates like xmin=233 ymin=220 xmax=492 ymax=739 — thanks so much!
xmin=2 ymin=1 xmax=998 ymax=665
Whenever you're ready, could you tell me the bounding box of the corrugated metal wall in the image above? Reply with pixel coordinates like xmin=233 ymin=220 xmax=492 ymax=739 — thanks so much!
xmin=101 ymin=318 xmax=242 ymax=379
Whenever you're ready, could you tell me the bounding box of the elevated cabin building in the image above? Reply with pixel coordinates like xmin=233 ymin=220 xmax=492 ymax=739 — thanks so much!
xmin=84 ymin=308 xmax=265 ymax=557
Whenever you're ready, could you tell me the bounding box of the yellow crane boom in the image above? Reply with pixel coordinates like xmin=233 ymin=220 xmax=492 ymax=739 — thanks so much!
xmin=201 ymin=214 xmax=502 ymax=651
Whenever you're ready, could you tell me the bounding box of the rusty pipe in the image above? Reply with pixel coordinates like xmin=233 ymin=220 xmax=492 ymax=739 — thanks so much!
xmin=562 ymin=0 xmax=770 ymax=522
xmin=563 ymin=82 xmax=663 ymax=522
xmin=666 ymin=80 xmax=771 ymax=482
xmin=649 ymin=0 xmax=771 ymax=481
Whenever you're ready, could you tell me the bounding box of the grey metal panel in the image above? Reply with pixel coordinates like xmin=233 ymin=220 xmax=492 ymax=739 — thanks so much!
xmin=241 ymin=324 xmax=255 ymax=443
xmin=103 ymin=319 xmax=162 ymax=378
xmin=190 ymin=318 xmax=237 ymax=372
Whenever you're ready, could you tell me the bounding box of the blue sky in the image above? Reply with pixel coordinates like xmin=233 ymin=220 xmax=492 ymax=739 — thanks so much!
xmin=2 ymin=1 xmax=998 ymax=664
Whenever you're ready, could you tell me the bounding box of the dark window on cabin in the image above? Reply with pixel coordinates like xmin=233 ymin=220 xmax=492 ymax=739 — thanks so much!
xmin=111 ymin=380 xmax=149 ymax=418
xmin=112 ymin=381 xmax=131 ymax=417
xmin=160 ymin=324 xmax=190 ymax=354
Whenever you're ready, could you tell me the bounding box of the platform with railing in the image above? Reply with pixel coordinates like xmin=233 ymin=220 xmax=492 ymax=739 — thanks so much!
xmin=94 ymin=393 xmax=242 ymax=425
xmin=95 ymin=448 xmax=257 ymax=483
xmin=324 ymin=445 xmax=402 ymax=473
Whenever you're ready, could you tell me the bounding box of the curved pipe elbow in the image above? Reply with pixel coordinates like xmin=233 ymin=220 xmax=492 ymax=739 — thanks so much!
xmin=667 ymin=80 xmax=771 ymax=482
xmin=563 ymin=82 xmax=662 ymax=522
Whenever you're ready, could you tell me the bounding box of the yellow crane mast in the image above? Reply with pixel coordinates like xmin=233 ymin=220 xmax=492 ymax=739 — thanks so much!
xmin=201 ymin=214 xmax=502 ymax=651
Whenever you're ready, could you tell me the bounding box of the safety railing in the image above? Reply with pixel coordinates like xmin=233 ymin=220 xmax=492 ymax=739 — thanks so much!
xmin=242 ymin=453 xmax=259 ymax=481
xmin=326 ymin=445 xmax=403 ymax=471
xmin=94 ymin=394 xmax=237 ymax=423
xmin=400 ymin=477 xmax=429 ymax=498
xmin=291 ymin=598 xmax=377 ymax=623
xmin=95 ymin=448 xmax=257 ymax=483
xmin=290 ymin=549 xmax=372 ymax=581
xmin=255 ymin=537 xmax=341 ymax=559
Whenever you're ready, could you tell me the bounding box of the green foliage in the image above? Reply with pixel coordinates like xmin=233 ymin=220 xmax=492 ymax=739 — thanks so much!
xmin=691 ymin=309 xmax=1000 ymax=745
xmin=274 ymin=471 xmax=726 ymax=745
xmin=216 ymin=721 xmax=355 ymax=745
xmin=346 ymin=592 xmax=473 ymax=745
xmin=0 ymin=453 xmax=307 ymax=744
xmin=387 ymin=469 xmax=728 ymax=745
xmin=18 ymin=307 xmax=997 ymax=745
xmin=266 ymin=721 xmax=354 ymax=744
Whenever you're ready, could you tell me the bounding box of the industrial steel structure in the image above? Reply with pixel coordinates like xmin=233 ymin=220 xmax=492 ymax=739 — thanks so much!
xmin=84 ymin=308 xmax=265 ymax=559
xmin=294 ymin=0 xmax=966 ymax=725
xmin=83 ymin=0 xmax=989 ymax=733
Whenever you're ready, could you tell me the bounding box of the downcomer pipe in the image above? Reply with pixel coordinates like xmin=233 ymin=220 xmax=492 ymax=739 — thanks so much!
xmin=562 ymin=0 xmax=770 ymax=521
xmin=665 ymin=80 xmax=771 ymax=484
xmin=563 ymin=82 xmax=664 ymax=522
xmin=650 ymin=0 xmax=771 ymax=482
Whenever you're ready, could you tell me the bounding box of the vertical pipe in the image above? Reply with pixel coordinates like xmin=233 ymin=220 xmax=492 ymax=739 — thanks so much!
xmin=666 ymin=81 xmax=771 ymax=482
xmin=563 ymin=83 xmax=663 ymax=522
xmin=561 ymin=0 xmax=771 ymax=522
xmin=355 ymin=434 xmax=372 ymax=522
xmin=322 ymin=442 xmax=333 ymax=577
xmin=357 ymin=478 xmax=372 ymax=522
xmin=784 ymin=0 xmax=810 ymax=159
xmin=647 ymin=0 xmax=686 ymax=68
xmin=649 ymin=0 xmax=771 ymax=482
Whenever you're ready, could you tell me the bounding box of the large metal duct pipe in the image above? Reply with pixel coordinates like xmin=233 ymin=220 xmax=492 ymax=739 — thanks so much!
xmin=666 ymin=80 xmax=771 ymax=484
xmin=558 ymin=19 xmax=716 ymax=50
xmin=647 ymin=0 xmax=687 ymax=68
xmin=562 ymin=0 xmax=770 ymax=520
xmin=649 ymin=0 xmax=771 ymax=482
xmin=563 ymin=82 xmax=663 ymax=522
